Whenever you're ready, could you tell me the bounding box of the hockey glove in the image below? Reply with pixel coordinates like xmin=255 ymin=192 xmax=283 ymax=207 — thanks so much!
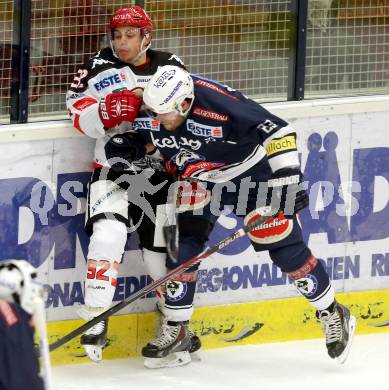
xmin=105 ymin=132 xmax=147 ymax=171
xmin=267 ymin=167 xmax=309 ymax=218
xmin=99 ymin=90 xmax=142 ymax=129
xmin=165 ymin=159 xmax=225 ymax=181
xmin=165 ymin=150 xmax=214 ymax=180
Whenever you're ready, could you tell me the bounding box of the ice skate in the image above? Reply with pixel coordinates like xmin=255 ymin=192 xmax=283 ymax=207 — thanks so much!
xmin=188 ymin=328 xmax=201 ymax=355
xmin=142 ymin=320 xmax=192 ymax=368
xmin=80 ymin=319 xmax=108 ymax=362
xmin=317 ymin=302 xmax=356 ymax=364
xmin=156 ymin=299 xmax=201 ymax=354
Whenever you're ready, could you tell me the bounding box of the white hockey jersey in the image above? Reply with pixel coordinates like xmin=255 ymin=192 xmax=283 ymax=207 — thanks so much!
xmin=66 ymin=47 xmax=185 ymax=166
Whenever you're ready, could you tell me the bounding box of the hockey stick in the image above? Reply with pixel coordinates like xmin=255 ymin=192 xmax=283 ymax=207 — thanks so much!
xmin=49 ymin=209 xmax=275 ymax=352
xmin=163 ymin=181 xmax=211 ymax=262
xmin=34 ymin=297 xmax=53 ymax=390
xmin=162 ymin=181 xmax=181 ymax=262
xmin=368 ymin=318 xmax=389 ymax=327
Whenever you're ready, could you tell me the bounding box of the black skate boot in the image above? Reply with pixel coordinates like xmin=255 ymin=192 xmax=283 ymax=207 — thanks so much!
xmin=156 ymin=300 xmax=201 ymax=354
xmin=80 ymin=319 xmax=108 ymax=362
xmin=142 ymin=320 xmax=192 ymax=368
xmin=317 ymin=302 xmax=356 ymax=364
xmin=188 ymin=329 xmax=201 ymax=354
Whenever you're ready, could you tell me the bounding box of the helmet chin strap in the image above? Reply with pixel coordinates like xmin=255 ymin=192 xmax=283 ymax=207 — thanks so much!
xmin=110 ymin=35 xmax=151 ymax=65
xmin=130 ymin=35 xmax=150 ymax=65
xmin=110 ymin=39 xmax=118 ymax=58
xmin=178 ymin=96 xmax=195 ymax=117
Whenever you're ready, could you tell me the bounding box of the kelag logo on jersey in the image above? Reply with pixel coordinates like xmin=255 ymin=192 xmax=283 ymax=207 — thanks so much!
xmin=94 ymin=73 xmax=126 ymax=91
xmin=133 ymin=118 xmax=160 ymax=132
xmin=187 ymin=119 xmax=223 ymax=138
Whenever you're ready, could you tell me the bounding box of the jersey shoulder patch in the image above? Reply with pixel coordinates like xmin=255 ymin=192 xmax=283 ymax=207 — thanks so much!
xmin=85 ymin=48 xmax=117 ymax=72
xmin=151 ymin=50 xmax=186 ymax=69
xmin=167 ymin=53 xmax=186 ymax=68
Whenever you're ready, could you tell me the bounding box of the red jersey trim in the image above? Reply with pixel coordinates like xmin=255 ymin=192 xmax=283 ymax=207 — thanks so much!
xmin=194 ymin=79 xmax=239 ymax=100
xmin=0 ymin=300 xmax=19 ymax=327
xmin=73 ymin=114 xmax=85 ymax=134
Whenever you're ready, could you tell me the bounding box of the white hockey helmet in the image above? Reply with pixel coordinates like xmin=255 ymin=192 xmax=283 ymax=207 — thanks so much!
xmin=0 ymin=260 xmax=42 ymax=314
xmin=143 ymin=65 xmax=194 ymax=117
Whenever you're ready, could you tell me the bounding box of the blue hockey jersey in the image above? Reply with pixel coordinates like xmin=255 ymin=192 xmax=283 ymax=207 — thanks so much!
xmin=134 ymin=75 xmax=300 ymax=183
xmin=0 ymin=301 xmax=44 ymax=390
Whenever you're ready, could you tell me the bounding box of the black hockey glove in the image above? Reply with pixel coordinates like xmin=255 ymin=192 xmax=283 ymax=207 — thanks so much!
xmin=105 ymin=132 xmax=147 ymax=171
xmin=267 ymin=167 xmax=309 ymax=218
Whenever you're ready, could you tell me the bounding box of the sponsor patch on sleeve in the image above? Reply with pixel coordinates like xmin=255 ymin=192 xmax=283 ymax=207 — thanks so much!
xmin=265 ymin=135 xmax=297 ymax=157
xmin=72 ymin=97 xmax=98 ymax=111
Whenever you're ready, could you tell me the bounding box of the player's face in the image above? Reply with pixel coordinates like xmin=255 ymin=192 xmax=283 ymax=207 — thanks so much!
xmin=112 ymin=26 xmax=147 ymax=65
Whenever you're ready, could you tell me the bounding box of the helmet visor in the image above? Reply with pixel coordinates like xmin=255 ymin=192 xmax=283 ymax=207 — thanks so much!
xmin=144 ymin=104 xmax=181 ymax=119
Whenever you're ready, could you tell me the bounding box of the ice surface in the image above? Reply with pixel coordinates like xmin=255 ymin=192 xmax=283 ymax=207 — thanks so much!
xmin=52 ymin=332 xmax=388 ymax=390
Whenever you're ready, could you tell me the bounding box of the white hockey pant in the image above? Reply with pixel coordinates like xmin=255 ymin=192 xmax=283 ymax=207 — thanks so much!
xmin=84 ymin=219 xmax=127 ymax=309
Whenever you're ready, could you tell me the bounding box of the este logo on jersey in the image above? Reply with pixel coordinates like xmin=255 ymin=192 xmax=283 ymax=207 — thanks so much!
xmin=133 ymin=118 xmax=160 ymax=131
xmin=187 ymin=119 xmax=223 ymax=138
xmin=94 ymin=73 xmax=126 ymax=91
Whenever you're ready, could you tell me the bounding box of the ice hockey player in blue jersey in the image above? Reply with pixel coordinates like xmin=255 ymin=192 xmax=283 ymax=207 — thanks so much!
xmin=104 ymin=65 xmax=356 ymax=368
xmin=0 ymin=260 xmax=45 ymax=390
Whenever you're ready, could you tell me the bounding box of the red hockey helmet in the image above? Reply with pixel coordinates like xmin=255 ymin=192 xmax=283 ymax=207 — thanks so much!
xmin=110 ymin=6 xmax=153 ymax=37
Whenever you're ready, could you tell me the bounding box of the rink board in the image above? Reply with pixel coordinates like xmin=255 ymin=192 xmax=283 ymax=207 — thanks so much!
xmin=0 ymin=100 xmax=388 ymax=322
xmin=0 ymin=97 xmax=388 ymax=365
xmin=48 ymin=288 xmax=389 ymax=366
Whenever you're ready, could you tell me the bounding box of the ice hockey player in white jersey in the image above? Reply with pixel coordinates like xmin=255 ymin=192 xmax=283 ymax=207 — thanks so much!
xmin=105 ymin=66 xmax=357 ymax=367
xmin=66 ymin=6 xmax=200 ymax=363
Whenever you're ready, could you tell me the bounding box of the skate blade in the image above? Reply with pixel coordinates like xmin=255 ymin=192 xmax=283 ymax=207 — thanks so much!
xmin=144 ymin=351 xmax=191 ymax=369
xmin=68 ymin=352 xmax=88 ymax=358
xmin=337 ymin=315 xmax=357 ymax=364
xmin=190 ymin=351 xmax=201 ymax=362
xmin=69 ymin=340 xmax=110 ymax=359
xmin=83 ymin=345 xmax=103 ymax=363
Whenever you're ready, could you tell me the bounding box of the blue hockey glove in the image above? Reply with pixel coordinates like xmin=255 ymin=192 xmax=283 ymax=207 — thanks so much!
xmin=105 ymin=132 xmax=147 ymax=171
xmin=267 ymin=167 xmax=309 ymax=218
